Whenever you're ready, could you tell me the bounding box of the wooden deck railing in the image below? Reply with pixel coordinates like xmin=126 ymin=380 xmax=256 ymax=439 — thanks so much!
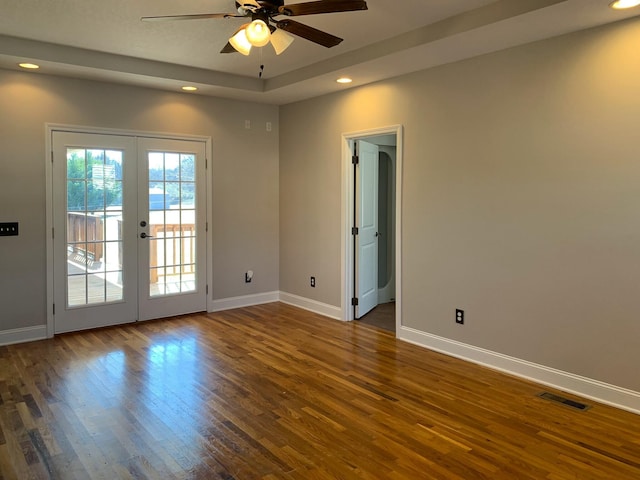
xmin=68 ymin=213 xmax=195 ymax=284
xmin=149 ymin=224 xmax=196 ymax=283
xmin=67 ymin=212 xmax=103 ymax=261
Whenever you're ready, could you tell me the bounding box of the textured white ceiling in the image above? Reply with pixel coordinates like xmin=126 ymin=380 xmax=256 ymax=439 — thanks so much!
xmin=1 ymin=0 xmax=639 ymax=104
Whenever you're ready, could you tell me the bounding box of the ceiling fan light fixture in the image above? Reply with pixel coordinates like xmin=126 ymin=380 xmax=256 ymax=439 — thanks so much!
xmin=245 ymin=19 xmax=271 ymax=47
xmin=229 ymin=25 xmax=253 ymax=55
xmin=143 ymin=0 xmax=369 ymax=56
xmin=609 ymin=0 xmax=640 ymax=8
xmin=270 ymin=29 xmax=295 ymax=55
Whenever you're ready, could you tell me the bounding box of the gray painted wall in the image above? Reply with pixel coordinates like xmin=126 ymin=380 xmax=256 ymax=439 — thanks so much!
xmin=2 ymin=14 xmax=640 ymax=395
xmin=378 ymin=151 xmax=391 ymax=289
xmin=378 ymin=147 xmax=395 ymax=295
xmin=280 ymin=17 xmax=640 ymax=392
xmin=0 ymin=71 xmax=279 ymax=330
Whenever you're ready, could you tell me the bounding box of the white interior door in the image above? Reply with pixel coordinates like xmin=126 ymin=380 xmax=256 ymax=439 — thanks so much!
xmin=355 ymin=140 xmax=379 ymax=318
xmin=52 ymin=131 xmax=207 ymax=333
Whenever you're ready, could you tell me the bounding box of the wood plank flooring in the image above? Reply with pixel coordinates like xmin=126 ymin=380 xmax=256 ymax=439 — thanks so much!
xmin=1 ymin=302 xmax=639 ymax=479
xmin=358 ymin=302 xmax=395 ymax=332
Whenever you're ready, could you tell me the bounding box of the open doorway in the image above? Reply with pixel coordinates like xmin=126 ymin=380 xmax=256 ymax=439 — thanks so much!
xmin=341 ymin=126 xmax=403 ymax=334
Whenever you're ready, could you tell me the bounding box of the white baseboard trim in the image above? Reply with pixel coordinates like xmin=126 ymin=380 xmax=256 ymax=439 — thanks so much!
xmin=208 ymin=291 xmax=343 ymax=321
xmin=208 ymin=291 xmax=280 ymax=312
xmin=278 ymin=292 xmax=343 ymax=320
xmin=0 ymin=325 xmax=48 ymax=346
xmin=399 ymin=326 xmax=640 ymax=416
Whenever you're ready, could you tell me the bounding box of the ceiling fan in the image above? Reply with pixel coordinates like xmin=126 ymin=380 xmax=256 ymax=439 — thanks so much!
xmin=141 ymin=0 xmax=368 ymax=56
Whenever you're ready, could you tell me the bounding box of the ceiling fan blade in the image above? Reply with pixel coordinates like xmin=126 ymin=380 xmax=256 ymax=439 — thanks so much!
xmin=141 ymin=13 xmax=242 ymax=22
xmin=220 ymin=42 xmax=238 ymax=54
xmin=276 ymin=20 xmax=342 ymax=48
xmin=239 ymin=0 xmax=261 ymax=8
xmin=279 ymin=0 xmax=367 ymax=16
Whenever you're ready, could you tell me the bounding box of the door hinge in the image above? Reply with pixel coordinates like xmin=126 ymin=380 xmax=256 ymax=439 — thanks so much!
xmin=352 ymin=227 xmax=358 ymax=235
xmin=52 ymin=303 xmax=55 ymax=315
xmin=51 ymin=151 xmax=54 ymax=163
xmin=52 ymin=228 xmax=55 ymax=239
xmin=351 ymin=297 xmax=359 ymax=306
xmin=206 ymin=284 xmax=209 ymax=295
xmin=206 ymin=157 xmax=208 ymax=169
xmin=206 ymin=222 xmax=209 ymax=233
xmin=352 ymin=155 xmax=359 ymax=165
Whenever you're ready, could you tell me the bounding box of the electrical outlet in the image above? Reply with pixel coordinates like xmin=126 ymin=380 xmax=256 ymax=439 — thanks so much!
xmin=456 ymin=309 xmax=464 ymax=325
xmin=245 ymin=270 xmax=253 ymax=283
xmin=310 ymin=276 xmax=316 ymax=288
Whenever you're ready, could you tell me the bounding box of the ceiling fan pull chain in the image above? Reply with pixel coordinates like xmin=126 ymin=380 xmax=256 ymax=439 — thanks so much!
xmin=259 ymin=47 xmax=265 ymax=78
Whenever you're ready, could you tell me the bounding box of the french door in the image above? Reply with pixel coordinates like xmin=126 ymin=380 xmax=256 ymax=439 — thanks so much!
xmin=51 ymin=131 xmax=207 ymax=333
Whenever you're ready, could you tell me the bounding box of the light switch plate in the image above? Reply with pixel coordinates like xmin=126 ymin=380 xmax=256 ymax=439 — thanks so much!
xmin=0 ymin=222 xmax=18 ymax=236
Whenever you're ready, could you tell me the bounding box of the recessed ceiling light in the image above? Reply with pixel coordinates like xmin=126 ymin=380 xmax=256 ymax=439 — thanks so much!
xmin=181 ymin=86 xmax=198 ymax=91
xmin=18 ymin=63 xmax=40 ymax=70
xmin=337 ymin=77 xmax=353 ymax=84
xmin=609 ymin=0 xmax=640 ymax=9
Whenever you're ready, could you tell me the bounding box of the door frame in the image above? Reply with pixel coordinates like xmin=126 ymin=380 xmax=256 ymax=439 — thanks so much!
xmin=341 ymin=125 xmax=403 ymax=330
xmin=45 ymin=124 xmax=213 ymax=338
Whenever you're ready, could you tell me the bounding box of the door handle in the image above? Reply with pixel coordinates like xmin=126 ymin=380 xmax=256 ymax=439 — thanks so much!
xmin=140 ymin=232 xmax=154 ymax=239
xmin=375 ymin=232 xmax=382 ymax=237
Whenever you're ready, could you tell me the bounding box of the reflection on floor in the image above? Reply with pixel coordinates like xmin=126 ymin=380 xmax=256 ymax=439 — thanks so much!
xmin=358 ymin=301 xmax=395 ymax=332
xmin=3 ymin=303 xmax=640 ymax=478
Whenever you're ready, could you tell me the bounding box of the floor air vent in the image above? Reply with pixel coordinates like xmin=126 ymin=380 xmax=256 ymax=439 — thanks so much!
xmin=538 ymin=392 xmax=591 ymax=411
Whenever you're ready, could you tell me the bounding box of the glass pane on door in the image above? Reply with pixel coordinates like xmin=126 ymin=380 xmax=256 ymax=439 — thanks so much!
xmin=66 ymin=148 xmax=124 ymax=306
xmin=147 ymin=151 xmax=197 ymax=297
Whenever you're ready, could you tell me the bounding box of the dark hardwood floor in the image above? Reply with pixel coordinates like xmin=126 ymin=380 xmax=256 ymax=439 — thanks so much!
xmin=357 ymin=301 xmax=395 ymax=332
xmin=1 ymin=302 xmax=640 ymax=479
